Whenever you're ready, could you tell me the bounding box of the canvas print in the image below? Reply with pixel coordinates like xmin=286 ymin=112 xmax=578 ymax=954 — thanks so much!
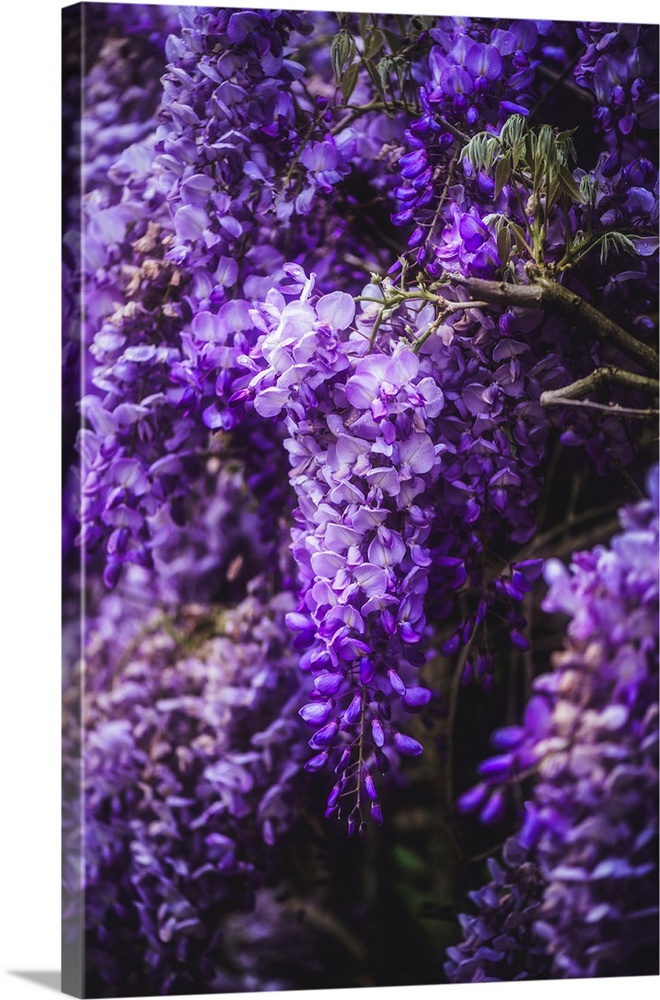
xmin=62 ymin=3 xmax=659 ymax=996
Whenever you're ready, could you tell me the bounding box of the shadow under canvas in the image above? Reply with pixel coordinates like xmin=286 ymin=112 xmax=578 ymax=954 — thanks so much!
xmin=8 ymin=971 xmax=62 ymax=993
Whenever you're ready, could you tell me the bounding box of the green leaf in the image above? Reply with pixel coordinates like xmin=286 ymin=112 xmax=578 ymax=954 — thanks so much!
xmin=364 ymin=27 xmax=385 ymax=60
xmin=536 ymin=125 xmax=557 ymax=165
xmin=412 ymin=14 xmax=435 ymax=31
xmin=484 ymin=138 xmax=500 ymax=174
xmin=510 ymin=222 xmax=529 ymax=254
xmin=331 ymin=29 xmax=354 ymax=83
xmin=598 ymin=231 xmax=636 ymax=265
xmin=331 ymin=33 xmax=344 ymax=83
xmin=494 ymin=156 xmax=511 ymax=198
xmin=497 ymin=224 xmax=512 ymax=266
xmin=394 ymin=845 xmax=427 ymax=875
xmin=546 ymin=173 xmax=561 ymax=211
xmin=461 ymin=133 xmax=499 ymax=174
xmin=533 ymin=125 xmax=556 ymax=190
xmin=482 ymin=213 xmax=508 ymax=230
xmin=378 ymin=54 xmax=394 ymax=91
xmin=363 ymin=57 xmax=386 ymax=103
xmin=499 ymin=114 xmax=527 ymax=150
xmin=580 ymin=174 xmax=597 ymax=203
xmin=382 ymin=28 xmax=403 ymax=52
xmin=340 ymin=62 xmax=359 ymax=103
xmin=459 ymin=136 xmax=479 ymax=169
xmin=558 ymin=134 xmax=577 ymax=165
xmin=557 ymin=164 xmax=584 ymax=204
xmin=393 ymin=54 xmax=407 ymax=92
xmin=564 ymin=230 xmax=638 ymax=268
xmin=511 ymin=137 xmax=526 ymax=172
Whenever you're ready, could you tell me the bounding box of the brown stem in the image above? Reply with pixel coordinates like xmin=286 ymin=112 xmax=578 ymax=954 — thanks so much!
xmin=521 ymin=500 xmax=621 ymax=558
xmin=444 ymin=632 xmax=477 ymax=812
xmin=447 ymin=273 xmax=659 ymax=374
xmin=523 ymin=592 xmax=534 ymax=705
xmin=548 ymin=516 xmax=621 ymax=560
xmin=540 ymin=366 xmax=659 ymax=407
xmin=541 ymin=398 xmax=659 ymax=419
xmin=435 ymin=115 xmax=471 ymax=145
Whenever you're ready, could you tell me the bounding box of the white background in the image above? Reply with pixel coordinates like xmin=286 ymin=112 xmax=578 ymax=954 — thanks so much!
xmin=0 ymin=0 xmax=657 ymax=998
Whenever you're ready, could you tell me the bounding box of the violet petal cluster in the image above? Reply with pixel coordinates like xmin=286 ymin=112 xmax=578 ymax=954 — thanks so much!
xmin=245 ymin=267 xmax=443 ymax=831
xmin=453 ymin=466 xmax=659 ymax=979
xmin=79 ymin=578 xmax=313 ymax=994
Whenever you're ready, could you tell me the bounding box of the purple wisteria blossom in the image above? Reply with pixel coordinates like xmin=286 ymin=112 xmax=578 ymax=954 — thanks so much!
xmin=244 ymin=267 xmax=444 ymax=831
xmin=63 ymin=7 xmax=659 ymax=993
xmin=445 ymin=835 xmax=551 ymax=983
xmin=391 ymin=18 xmax=576 ymax=263
xmin=575 ymin=23 xmax=659 ymax=139
xmin=78 ymin=577 xmax=314 ymax=994
xmin=454 ymin=467 xmax=659 ymax=979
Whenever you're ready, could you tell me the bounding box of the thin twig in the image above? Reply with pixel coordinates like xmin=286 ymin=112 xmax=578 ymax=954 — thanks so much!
xmin=424 ymin=147 xmax=460 ymax=251
xmin=436 ymin=115 xmax=471 ymax=145
xmin=521 ymin=500 xmax=621 ymax=557
xmin=446 ymin=273 xmax=660 ymax=374
xmin=330 ymin=98 xmax=403 ymax=135
xmin=445 ymin=633 xmax=477 ymax=812
xmin=540 ymin=366 xmax=659 ymax=407
xmin=530 ymin=57 xmax=589 ymax=118
xmin=542 ymin=398 xmax=659 ymax=419
xmin=548 ymin=517 xmax=622 ymax=559
xmin=412 ymin=300 xmax=492 ymax=352
xmin=523 ymin=592 xmax=534 ymax=705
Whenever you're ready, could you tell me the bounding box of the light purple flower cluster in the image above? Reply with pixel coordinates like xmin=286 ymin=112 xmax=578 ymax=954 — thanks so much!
xmin=79 ymin=198 xmax=206 ymax=589
xmin=63 ymin=6 xmax=177 ymax=564
xmin=80 ymin=577 xmax=313 ymax=994
xmin=77 ymin=7 xmax=425 ymax=592
xmin=244 ymin=267 xmax=444 ymax=831
xmin=75 ymin=20 xmax=209 ymax=588
xmin=81 ymin=23 xmax=171 ymax=197
xmin=455 ymin=466 xmax=659 ymax=978
xmin=77 ymin=65 xmax=288 ymax=591
xmin=156 ymin=7 xmax=310 ymax=282
xmin=155 ymin=6 xmax=402 ymax=299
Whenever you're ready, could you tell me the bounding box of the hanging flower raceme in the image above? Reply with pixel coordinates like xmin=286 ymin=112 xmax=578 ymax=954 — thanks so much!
xmin=241 ymin=266 xmax=446 ymax=833
xmin=445 ymin=835 xmax=551 ymax=983
xmin=155 ymin=5 xmax=398 ymax=304
xmin=455 ymin=465 xmax=659 ymax=978
xmin=575 ymin=22 xmax=659 ymax=139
